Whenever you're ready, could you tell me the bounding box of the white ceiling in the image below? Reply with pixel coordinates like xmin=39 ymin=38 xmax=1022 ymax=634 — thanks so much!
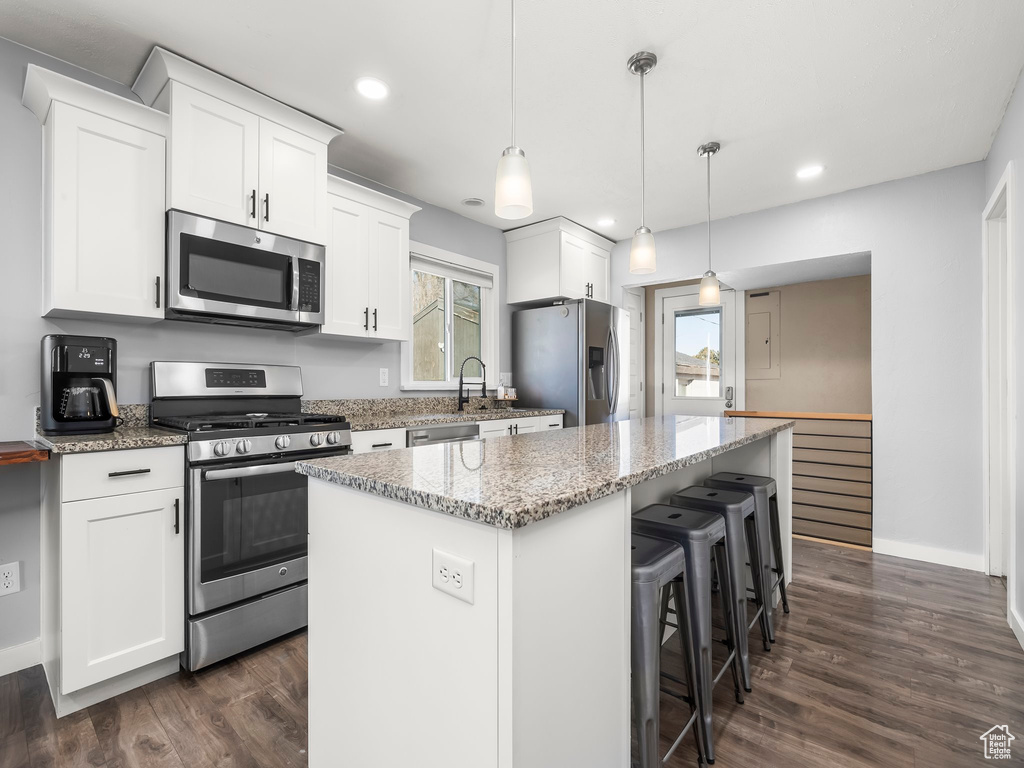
xmin=3 ymin=0 xmax=1023 ymax=241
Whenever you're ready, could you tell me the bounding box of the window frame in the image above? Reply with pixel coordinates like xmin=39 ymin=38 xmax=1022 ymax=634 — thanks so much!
xmin=671 ymin=305 xmax=724 ymax=400
xmin=401 ymin=241 xmax=499 ymax=391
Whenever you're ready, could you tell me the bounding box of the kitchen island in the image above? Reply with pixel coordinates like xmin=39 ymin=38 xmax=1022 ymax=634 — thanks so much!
xmin=297 ymin=415 xmax=794 ymax=768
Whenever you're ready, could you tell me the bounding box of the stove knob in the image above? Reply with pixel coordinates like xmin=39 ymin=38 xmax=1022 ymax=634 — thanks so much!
xmin=275 ymin=435 xmax=291 ymax=450
xmin=310 ymin=433 xmax=325 ymax=447
xmin=213 ymin=441 xmax=231 ymax=457
xmin=326 ymin=431 xmax=341 ymax=445
xmin=237 ymin=439 xmax=252 ymax=455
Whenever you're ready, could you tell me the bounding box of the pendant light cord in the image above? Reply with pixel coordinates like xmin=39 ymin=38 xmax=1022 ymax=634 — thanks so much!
xmin=706 ymin=149 xmax=712 ymax=271
xmin=510 ymin=0 xmax=516 ymax=148
xmin=640 ymin=70 xmax=646 ymax=228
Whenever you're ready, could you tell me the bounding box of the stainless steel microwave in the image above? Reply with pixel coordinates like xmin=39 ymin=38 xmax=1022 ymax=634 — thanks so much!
xmin=166 ymin=210 xmax=325 ymax=331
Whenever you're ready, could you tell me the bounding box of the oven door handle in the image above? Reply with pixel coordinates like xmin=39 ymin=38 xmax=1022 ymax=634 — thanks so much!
xmin=289 ymin=256 xmax=301 ymax=311
xmin=203 ymin=462 xmax=298 ymax=481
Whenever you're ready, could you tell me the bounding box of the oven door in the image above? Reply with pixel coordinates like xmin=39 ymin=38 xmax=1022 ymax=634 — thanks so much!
xmin=167 ymin=210 xmax=324 ymax=327
xmin=189 ymin=455 xmax=310 ymax=615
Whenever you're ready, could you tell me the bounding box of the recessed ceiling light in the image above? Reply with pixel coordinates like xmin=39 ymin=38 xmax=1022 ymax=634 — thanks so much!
xmin=796 ymin=164 xmax=824 ymax=179
xmin=461 ymin=197 xmax=485 ymax=207
xmin=355 ymin=77 xmax=389 ymax=100
xmin=597 ymin=217 xmax=616 ymax=227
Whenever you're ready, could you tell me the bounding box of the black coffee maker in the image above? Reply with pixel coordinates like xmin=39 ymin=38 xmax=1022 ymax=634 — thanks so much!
xmin=41 ymin=335 xmax=120 ymax=435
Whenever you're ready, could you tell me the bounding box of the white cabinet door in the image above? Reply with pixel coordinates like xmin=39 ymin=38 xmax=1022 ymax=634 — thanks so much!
xmin=586 ymin=246 xmax=610 ymax=302
xmin=169 ymin=82 xmax=259 ymax=226
xmin=47 ymin=102 xmax=166 ymax=321
xmin=60 ymin=487 xmax=184 ymax=693
xmin=322 ymin=194 xmax=371 ymax=337
xmin=258 ymin=118 xmax=327 ymax=242
xmin=479 ymin=419 xmax=513 ymax=439
xmin=558 ymin=232 xmax=587 ymax=300
xmin=368 ymin=209 xmax=410 ymax=342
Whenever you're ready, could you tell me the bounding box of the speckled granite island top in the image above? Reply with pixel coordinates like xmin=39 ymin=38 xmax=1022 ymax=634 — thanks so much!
xmin=297 ymin=416 xmax=794 ymax=529
xmin=345 ymin=408 xmax=565 ymax=432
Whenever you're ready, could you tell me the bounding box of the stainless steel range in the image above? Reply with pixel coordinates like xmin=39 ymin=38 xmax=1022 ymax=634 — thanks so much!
xmin=150 ymin=361 xmax=351 ymax=671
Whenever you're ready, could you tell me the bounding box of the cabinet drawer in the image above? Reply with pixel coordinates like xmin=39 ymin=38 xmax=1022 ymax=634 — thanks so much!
xmin=62 ymin=446 xmax=185 ymax=502
xmin=351 ymin=428 xmax=407 ymax=454
xmin=536 ymin=415 xmax=564 ymax=431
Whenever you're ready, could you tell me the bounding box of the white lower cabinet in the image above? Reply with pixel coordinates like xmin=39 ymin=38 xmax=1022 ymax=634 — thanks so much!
xmin=536 ymin=415 xmax=564 ymax=431
xmin=479 ymin=415 xmax=562 ymax=438
xmin=351 ymin=428 xmax=407 ymax=454
xmin=60 ymin=487 xmax=184 ymax=693
xmin=41 ymin=445 xmax=185 ymax=715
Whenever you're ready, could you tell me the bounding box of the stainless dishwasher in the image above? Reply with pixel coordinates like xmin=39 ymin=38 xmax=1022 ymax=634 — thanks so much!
xmin=406 ymin=422 xmax=480 ymax=447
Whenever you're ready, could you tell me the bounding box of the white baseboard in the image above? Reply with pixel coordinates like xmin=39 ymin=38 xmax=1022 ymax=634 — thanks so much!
xmin=1011 ymin=607 xmax=1024 ymax=653
xmin=0 ymin=638 xmax=41 ymax=677
xmin=872 ymin=538 xmax=986 ymax=572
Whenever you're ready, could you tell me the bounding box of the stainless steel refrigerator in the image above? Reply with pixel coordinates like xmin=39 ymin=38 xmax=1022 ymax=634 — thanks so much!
xmin=512 ymin=299 xmax=630 ymax=427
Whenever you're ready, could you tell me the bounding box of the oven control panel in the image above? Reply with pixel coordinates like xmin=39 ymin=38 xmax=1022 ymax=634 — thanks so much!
xmin=189 ymin=430 xmax=352 ymax=463
xmin=205 ymin=369 xmax=267 ymax=388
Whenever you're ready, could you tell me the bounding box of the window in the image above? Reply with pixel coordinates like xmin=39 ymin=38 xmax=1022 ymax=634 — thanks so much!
xmin=403 ymin=242 xmax=498 ymax=390
xmin=673 ymin=307 xmax=722 ymax=397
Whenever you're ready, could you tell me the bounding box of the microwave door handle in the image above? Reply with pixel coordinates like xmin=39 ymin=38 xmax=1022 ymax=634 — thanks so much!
xmin=289 ymin=256 xmax=300 ymax=311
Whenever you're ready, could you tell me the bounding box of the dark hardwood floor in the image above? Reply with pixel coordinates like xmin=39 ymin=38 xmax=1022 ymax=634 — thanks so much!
xmin=1 ymin=539 xmax=1021 ymax=767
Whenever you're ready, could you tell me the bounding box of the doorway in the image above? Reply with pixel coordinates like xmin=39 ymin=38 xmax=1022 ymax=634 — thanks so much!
xmin=653 ymin=284 xmax=741 ymax=416
xmin=982 ymin=161 xmax=1017 ymax=646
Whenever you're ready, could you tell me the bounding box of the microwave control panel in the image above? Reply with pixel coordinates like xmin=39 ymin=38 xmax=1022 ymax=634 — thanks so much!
xmin=298 ymin=260 xmax=321 ymax=313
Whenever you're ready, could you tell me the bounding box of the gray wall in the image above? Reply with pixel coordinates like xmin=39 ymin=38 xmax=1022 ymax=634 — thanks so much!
xmin=0 ymin=37 xmax=507 ymax=655
xmin=984 ymin=64 xmax=1024 ymax=637
xmin=611 ymin=162 xmax=986 ymax=568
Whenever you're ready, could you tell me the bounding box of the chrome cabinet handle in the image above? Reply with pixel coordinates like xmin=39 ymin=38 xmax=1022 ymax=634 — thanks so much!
xmin=108 ymin=468 xmax=151 ymax=478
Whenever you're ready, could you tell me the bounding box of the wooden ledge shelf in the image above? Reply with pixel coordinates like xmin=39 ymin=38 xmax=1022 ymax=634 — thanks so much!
xmin=725 ymin=410 xmax=872 ymax=422
xmin=0 ymin=440 xmax=51 ymax=466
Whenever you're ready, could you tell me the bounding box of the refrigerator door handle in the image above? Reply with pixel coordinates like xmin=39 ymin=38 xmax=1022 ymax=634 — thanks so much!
xmin=609 ymin=325 xmax=622 ymax=416
xmin=606 ymin=328 xmax=615 ymax=412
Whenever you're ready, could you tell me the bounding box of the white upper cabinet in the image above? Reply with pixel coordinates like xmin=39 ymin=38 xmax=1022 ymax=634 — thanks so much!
xmin=23 ymin=66 xmax=168 ymax=322
xmin=169 ymin=82 xmax=259 ymax=227
xmin=134 ymin=47 xmax=340 ymax=244
xmin=506 ymin=218 xmax=613 ymax=305
xmin=257 ymin=118 xmax=327 ymax=242
xmin=313 ymin=177 xmax=419 ymax=342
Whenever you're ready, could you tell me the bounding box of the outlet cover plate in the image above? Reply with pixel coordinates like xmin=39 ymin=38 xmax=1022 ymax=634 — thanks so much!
xmin=0 ymin=561 xmax=21 ymax=596
xmin=379 ymin=368 xmax=389 ymax=387
xmin=432 ymin=548 xmax=474 ymax=604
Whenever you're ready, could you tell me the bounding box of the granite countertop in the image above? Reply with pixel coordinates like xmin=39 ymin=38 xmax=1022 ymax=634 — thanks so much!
xmin=36 ymin=425 xmax=187 ymax=454
xmin=347 ymin=408 xmax=565 ymax=432
xmin=297 ymin=416 xmax=795 ymax=529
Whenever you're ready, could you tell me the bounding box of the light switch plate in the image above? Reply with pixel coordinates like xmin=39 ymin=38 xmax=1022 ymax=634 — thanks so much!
xmin=432 ymin=548 xmax=474 ymax=604
xmin=379 ymin=368 xmax=389 ymax=387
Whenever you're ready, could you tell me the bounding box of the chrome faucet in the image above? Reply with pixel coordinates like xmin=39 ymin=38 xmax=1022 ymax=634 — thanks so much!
xmin=457 ymin=356 xmax=487 ymax=411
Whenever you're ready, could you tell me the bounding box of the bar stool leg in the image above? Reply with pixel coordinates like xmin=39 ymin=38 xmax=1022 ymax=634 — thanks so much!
xmin=684 ymin=538 xmax=719 ymax=763
xmin=744 ymin=515 xmax=772 ymax=651
xmin=713 ymin=547 xmax=745 ymax=703
xmin=671 ymin=579 xmax=709 ymax=767
xmin=768 ymin=494 xmax=790 ymax=614
xmin=631 ymin=579 xmax=662 ymax=768
xmin=720 ymin=519 xmax=753 ymax=692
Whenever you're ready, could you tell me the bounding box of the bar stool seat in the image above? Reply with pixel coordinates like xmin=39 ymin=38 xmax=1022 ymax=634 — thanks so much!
xmin=670 ymin=486 xmax=768 ymax=693
xmin=705 ymin=472 xmax=790 ymax=617
xmin=633 ymin=505 xmax=733 ymax=765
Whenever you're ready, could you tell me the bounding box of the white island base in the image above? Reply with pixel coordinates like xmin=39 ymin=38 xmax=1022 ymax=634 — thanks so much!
xmin=307 ymin=424 xmax=792 ymax=768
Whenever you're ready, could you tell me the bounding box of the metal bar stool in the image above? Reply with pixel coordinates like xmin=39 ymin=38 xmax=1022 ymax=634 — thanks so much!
xmin=705 ymin=472 xmax=790 ymax=616
xmin=631 ymin=533 xmax=704 ymax=768
xmin=633 ymin=505 xmax=737 ymax=765
xmin=670 ymin=486 xmax=769 ymax=694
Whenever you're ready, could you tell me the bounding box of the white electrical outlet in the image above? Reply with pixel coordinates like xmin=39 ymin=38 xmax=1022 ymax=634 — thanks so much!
xmin=0 ymin=562 xmax=21 ymax=596
xmin=379 ymin=368 xmax=389 ymax=387
xmin=432 ymin=549 xmax=474 ymax=604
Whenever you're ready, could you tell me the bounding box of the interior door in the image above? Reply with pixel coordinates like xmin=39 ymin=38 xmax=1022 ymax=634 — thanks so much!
xmin=659 ymin=290 xmax=737 ymax=417
xmin=169 ymin=82 xmax=259 ymax=226
xmin=622 ymin=288 xmax=644 ymax=419
xmin=258 ymin=118 xmax=327 ymax=242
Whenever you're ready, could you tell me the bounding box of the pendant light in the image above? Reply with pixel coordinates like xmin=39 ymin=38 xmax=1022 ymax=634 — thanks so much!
xmin=494 ymin=0 xmax=533 ymax=219
xmin=627 ymin=51 xmax=657 ymax=274
xmin=697 ymin=141 xmax=721 ymax=305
